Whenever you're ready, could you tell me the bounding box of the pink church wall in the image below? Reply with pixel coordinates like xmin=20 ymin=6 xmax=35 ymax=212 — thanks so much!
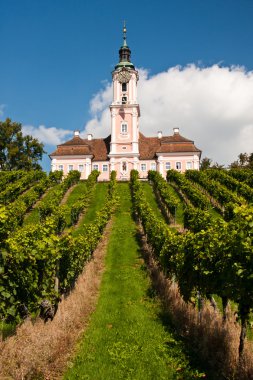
xmin=110 ymin=157 xmax=136 ymax=180
xmin=51 ymin=156 xmax=200 ymax=182
xmin=157 ymin=155 xmax=200 ymax=179
xmin=51 ymin=157 xmax=89 ymax=179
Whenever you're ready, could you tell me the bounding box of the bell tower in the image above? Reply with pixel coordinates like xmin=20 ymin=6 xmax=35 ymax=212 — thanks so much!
xmin=109 ymin=24 xmax=140 ymax=178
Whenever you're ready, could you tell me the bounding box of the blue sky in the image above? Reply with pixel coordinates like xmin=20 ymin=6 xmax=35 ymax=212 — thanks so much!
xmin=1 ymin=0 xmax=253 ymax=170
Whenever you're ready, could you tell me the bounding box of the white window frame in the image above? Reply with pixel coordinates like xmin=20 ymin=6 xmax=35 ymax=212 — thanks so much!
xmin=102 ymin=164 xmax=108 ymax=172
xmin=176 ymin=162 xmax=182 ymax=170
xmin=165 ymin=162 xmax=171 ymax=170
xmin=151 ymin=163 xmax=156 ymax=171
xmin=58 ymin=164 xmax=63 ymax=171
xmin=121 ymin=123 xmax=128 ymax=134
xmin=68 ymin=164 xmax=74 ymax=172
xmin=186 ymin=161 xmax=192 ymax=170
xmin=78 ymin=164 xmax=84 ymax=172
xmin=141 ymin=163 xmax=147 ymax=172
xmin=93 ymin=164 xmax=99 ymax=171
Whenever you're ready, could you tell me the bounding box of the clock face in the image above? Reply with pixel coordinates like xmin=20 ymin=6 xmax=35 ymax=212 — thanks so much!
xmin=118 ymin=70 xmax=131 ymax=83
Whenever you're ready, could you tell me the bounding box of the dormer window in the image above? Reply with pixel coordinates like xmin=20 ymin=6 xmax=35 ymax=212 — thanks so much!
xmin=122 ymin=83 xmax=127 ymax=92
xmin=121 ymin=123 xmax=128 ymax=133
xmin=122 ymin=96 xmax=127 ymax=104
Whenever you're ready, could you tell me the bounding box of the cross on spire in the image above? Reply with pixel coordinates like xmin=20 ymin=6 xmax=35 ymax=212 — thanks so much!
xmin=123 ymin=20 xmax=127 ymax=47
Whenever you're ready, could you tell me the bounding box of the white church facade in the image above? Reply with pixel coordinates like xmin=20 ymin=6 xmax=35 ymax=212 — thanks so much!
xmin=50 ymin=26 xmax=201 ymax=180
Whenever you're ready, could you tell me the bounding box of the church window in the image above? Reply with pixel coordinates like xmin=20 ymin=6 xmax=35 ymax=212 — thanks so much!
xmin=186 ymin=162 xmax=192 ymax=169
xmin=141 ymin=163 xmax=147 ymax=171
xmin=121 ymin=123 xmax=128 ymax=133
xmin=58 ymin=165 xmax=63 ymax=171
xmin=165 ymin=162 xmax=171 ymax=170
xmin=122 ymin=146 xmax=127 ymax=150
xmin=151 ymin=163 xmax=156 ymax=171
xmin=102 ymin=164 xmax=108 ymax=172
xmin=122 ymin=83 xmax=127 ymax=92
xmin=122 ymin=96 xmax=127 ymax=104
xmin=78 ymin=164 xmax=84 ymax=172
xmin=68 ymin=165 xmax=74 ymax=172
xmin=93 ymin=164 xmax=99 ymax=171
xmin=176 ymin=162 xmax=181 ymax=170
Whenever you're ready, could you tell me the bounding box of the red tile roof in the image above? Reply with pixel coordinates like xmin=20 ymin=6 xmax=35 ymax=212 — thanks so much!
xmin=139 ymin=133 xmax=201 ymax=159
xmin=50 ymin=135 xmax=111 ymax=160
xmin=50 ymin=132 xmax=201 ymax=160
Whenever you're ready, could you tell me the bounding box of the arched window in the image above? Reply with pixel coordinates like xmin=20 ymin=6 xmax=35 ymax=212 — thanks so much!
xmin=122 ymin=83 xmax=127 ymax=92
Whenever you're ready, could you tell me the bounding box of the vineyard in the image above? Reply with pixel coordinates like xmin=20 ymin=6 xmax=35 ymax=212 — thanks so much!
xmin=0 ymin=169 xmax=118 ymax=324
xmin=0 ymin=167 xmax=253 ymax=379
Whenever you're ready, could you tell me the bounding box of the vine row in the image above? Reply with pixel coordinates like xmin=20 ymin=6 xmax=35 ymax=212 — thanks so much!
xmin=0 ymin=170 xmax=117 ymax=322
xmin=130 ymin=169 xmax=253 ymax=357
xmin=166 ymin=169 xmax=210 ymax=209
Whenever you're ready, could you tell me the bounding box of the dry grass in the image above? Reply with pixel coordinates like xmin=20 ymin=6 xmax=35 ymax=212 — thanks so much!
xmin=0 ymin=220 xmax=113 ymax=380
xmin=138 ymin=225 xmax=253 ymax=380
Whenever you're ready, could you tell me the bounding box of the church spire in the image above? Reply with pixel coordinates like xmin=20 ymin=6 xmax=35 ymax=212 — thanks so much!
xmin=123 ymin=20 xmax=127 ymax=47
xmin=115 ymin=22 xmax=135 ymax=70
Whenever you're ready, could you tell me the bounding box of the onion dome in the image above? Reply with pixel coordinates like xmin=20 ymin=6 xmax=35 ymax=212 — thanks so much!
xmin=115 ymin=22 xmax=135 ymax=70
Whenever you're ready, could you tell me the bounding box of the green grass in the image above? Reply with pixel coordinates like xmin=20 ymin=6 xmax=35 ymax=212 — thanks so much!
xmin=166 ymin=184 xmax=185 ymax=225
xmin=142 ymin=182 xmax=185 ymax=227
xmin=141 ymin=182 xmax=165 ymax=221
xmin=72 ymin=182 xmax=108 ymax=236
xmin=0 ymin=321 xmax=16 ymax=340
xmin=63 ymin=181 xmax=87 ymax=225
xmin=64 ymin=183 xmax=205 ymax=380
xmin=64 ymin=181 xmax=87 ymax=207
xmin=208 ymin=205 xmax=222 ymax=220
xmin=24 ymin=183 xmax=62 ymax=225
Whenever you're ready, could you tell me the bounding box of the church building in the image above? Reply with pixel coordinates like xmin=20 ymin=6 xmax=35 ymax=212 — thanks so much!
xmin=50 ymin=26 xmax=201 ymax=180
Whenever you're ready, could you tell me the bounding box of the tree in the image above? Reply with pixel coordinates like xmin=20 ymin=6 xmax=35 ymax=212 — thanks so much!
xmin=238 ymin=153 xmax=248 ymax=167
xmin=211 ymin=162 xmax=224 ymax=170
xmin=248 ymin=153 xmax=253 ymax=170
xmin=0 ymin=118 xmax=45 ymax=171
xmin=200 ymin=157 xmax=212 ymax=170
xmin=229 ymin=152 xmax=253 ymax=169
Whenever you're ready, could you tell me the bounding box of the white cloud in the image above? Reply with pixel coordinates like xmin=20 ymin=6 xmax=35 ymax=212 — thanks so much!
xmin=90 ymin=81 xmax=112 ymax=114
xmin=84 ymin=64 xmax=253 ymax=165
xmin=0 ymin=104 xmax=6 ymax=117
xmin=22 ymin=125 xmax=72 ymax=146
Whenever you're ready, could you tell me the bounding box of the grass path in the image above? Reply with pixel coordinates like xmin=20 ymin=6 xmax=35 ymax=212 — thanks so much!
xmin=64 ymin=183 xmax=203 ymax=380
xmin=72 ymin=182 xmax=108 ymax=236
xmin=142 ymin=182 xmax=185 ymax=228
xmin=142 ymin=182 xmax=165 ymax=221
xmin=166 ymin=184 xmax=185 ymax=225
xmin=23 ymin=182 xmax=64 ymax=225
